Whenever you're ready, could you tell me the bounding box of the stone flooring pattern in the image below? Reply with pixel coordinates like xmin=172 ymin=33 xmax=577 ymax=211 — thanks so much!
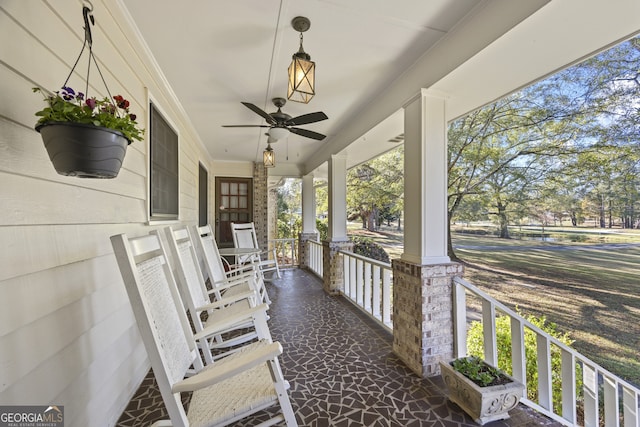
xmin=117 ymin=268 xmax=562 ymax=426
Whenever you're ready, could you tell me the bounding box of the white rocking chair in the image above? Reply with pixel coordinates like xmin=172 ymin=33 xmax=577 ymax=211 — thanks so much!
xmin=162 ymin=226 xmax=267 ymax=362
xmin=110 ymin=232 xmax=298 ymax=427
xmin=230 ymin=222 xmax=281 ymax=281
xmin=193 ymin=224 xmax=271 ymax=305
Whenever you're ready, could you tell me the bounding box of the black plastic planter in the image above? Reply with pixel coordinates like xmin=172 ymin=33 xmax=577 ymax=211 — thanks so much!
xmin=36 ymin=121 xmax=129 ymax=179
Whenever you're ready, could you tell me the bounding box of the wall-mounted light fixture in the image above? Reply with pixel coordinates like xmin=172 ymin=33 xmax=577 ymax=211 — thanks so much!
xmin=287 ymin=16 xmax=315 ymax=104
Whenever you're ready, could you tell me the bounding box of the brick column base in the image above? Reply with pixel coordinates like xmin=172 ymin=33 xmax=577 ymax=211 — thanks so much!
xmin=298 ymin=232 xmax=319 ymax=269
xmin=322 ymin=239 xmax=353 ymax=295
xmin=392 ymin=259 xmax=464 ymax=377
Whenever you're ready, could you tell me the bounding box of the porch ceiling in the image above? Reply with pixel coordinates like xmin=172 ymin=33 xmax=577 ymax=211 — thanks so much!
xmin=122 ymin=0 xmax=640 ymax=180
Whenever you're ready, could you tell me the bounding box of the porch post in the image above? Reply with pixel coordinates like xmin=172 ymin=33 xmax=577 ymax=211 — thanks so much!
xmin=299 ymin=173 xmax=318 ymax=269
xmin=323 ymin=155 xmax=353 ymax=295
xmin=392 ymin=89 xmax=464 ymax=377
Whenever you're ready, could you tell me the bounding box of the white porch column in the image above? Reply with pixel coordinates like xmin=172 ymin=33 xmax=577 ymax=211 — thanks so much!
xmin=392 ymin=89 xmax=463 ymax=378
xmin=322 ymin=155 xmax=352 ymax=294
xmin=299 ymin=173 xmax=319 ymax=269
xmin=301 ymin=173 xmax=316 ymax=234
xmin=327 ymin=155 xmax=348 ymax=241
xmin=402 ymin=89 xmax=450 ymax=264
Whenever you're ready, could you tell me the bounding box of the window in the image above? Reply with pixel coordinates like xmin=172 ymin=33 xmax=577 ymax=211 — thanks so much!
xmin=149 ymin=103 xmax=179 ymax=220
xmin=198 ymin=162 xmax=208 ymax=226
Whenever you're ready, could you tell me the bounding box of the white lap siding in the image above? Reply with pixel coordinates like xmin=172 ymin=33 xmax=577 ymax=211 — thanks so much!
xmin=0 ymin=1 xmax=212 ymax=425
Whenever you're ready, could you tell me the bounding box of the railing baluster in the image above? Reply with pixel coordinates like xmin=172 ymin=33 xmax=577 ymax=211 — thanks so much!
xmin=510 ymin=317 xmax=526 ymax=386
xmin=481 ymin=300 xmax=497 ymax=366
xmin=583 ymin=363 xmax=599 ymax=427
xmin=350 ymin=256 xmax=357 ymax=297
xmin=364 ymin=262 xmax=372 ymax=311
xmin=382 ymin=268 xmax=391 ymax=327
xmin=343 ymin=254 xmax=351 ymax=296
xmin=622 ymin=386 xmax=638 ymax=427
xmin=453 ymin=281 xmax=467 ymax=358
xmin=372 ymin=265 xmax=381 ymax=320
xmin=356 ymin=259 xmax=364 ymax=305
xmin=603 ymin=375 xmax=619 ymax=427
xmin=561 ymin=349 xmax=576 ymax=423
xmin=536 ymin=334 xmax=552 ymax=410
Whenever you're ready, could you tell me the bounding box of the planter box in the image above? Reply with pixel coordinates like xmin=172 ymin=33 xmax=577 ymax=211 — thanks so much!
xmin=439 ymin=359 xmax=524 ymax=425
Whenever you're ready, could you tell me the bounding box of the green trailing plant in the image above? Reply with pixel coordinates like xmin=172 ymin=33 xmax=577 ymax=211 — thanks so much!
xmin=33 ymin=86 xmax=144 ymax=143
xmin=466 ymin=309 xmax=580 ymax=414
xmin=450 ymin=356 xmax=511 ymax=387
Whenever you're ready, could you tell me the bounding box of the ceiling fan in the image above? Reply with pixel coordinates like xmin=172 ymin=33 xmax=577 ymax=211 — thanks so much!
xmin=222 ymin=97 xmax=328 ymax=141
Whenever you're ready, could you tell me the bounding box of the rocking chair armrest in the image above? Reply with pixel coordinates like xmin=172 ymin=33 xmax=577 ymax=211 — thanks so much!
xmin=208 ymin=275 xmax=252 ymax=293
xmin=223 ymin=269 xmax=255 ymax=282
xmin=193 ymin=303 xmax=269 ymax=341
xmin=172 ymin=341 xmax=283 ymax=393
xmin=226 ymin=264 xmax=255 ymax=276
xmin=196 ymin=290 xmax=257 ymax=311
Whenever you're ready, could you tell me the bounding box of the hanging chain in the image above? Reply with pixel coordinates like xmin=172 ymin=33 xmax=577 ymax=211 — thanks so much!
xmin=61 ymin=1 xmax=120 ymax=117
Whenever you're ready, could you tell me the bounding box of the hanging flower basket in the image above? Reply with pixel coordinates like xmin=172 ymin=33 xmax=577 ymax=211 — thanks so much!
xmin=32 ymin=2 xmax=143 ymax=179
xmin=36 ymin=121 xmax=129 ymax=178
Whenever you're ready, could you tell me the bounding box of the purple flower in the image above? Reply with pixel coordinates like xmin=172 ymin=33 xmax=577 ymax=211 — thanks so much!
xmin=85 ymin=98 xmax=97 ymax=109
xmin=128 ymin=113 xmax=137 ymax=121
xmin=61 ymin=86 xmax=76 ymax=101
xmin=76 ymin=92 xmax=85 ymax=101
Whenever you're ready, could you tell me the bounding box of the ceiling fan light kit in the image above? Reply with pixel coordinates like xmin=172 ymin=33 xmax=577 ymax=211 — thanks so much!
xmin=268 ymin=126 xmax=289 ymax=141
xmin=288 ymin=16 xmax=315 ymax=104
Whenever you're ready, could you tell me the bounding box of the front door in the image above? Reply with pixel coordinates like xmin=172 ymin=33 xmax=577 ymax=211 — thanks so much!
xmin=215 ymin=177 xmax=252 ymax=248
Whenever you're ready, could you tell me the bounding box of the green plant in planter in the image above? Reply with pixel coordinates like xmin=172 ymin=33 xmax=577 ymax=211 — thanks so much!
xmin=466 ymin=309 xmax=579 ymax=415
xmin=33 ymin=86 xmax=144 ymax=143
xmin=451 ymin=356 xmax=511 ymax=387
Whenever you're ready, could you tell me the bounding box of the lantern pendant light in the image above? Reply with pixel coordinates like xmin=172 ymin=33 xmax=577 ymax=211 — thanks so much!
xmin=287 ymin=16 xmax=315 ymax=104
xmin=263 ymin=143 xmax=275 ymax=168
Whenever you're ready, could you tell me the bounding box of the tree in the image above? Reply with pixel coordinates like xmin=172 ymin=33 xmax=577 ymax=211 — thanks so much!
xmin=347 ymin=146 xmax=404 ymax=231
xmin=447 ymin=36 xmax=640 ymax=257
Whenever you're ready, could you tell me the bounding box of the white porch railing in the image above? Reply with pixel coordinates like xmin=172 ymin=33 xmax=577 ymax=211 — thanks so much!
xmin=270 ymin=238 xmax=299 ymax=268
xmin=307 ymin=239 xmax=323 ymax=277
xmin=453 ymin=276 xmax=640 ymax=427
xmin=340 ymin=250 xmax=393 ymax=331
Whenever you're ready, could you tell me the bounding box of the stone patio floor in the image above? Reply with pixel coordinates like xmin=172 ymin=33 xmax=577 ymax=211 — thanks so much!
xmin=116 ymin=268 xmax=563 ymax=426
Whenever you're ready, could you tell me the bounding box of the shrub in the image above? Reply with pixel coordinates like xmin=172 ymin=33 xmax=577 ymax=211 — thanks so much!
xmin=316 ymin=218 xmax=328 ymax=241
xmin=350 ymin=236 xmax=390 ymax=263
xmin=466 ymin=309 xmax=579 ymax=414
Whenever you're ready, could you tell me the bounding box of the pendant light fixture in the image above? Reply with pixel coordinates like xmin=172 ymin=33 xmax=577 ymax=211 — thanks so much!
xmin=287 ymin=16 xmax=315 ymax=104
xmin=263 ymin=142 xmax=275 ymax=168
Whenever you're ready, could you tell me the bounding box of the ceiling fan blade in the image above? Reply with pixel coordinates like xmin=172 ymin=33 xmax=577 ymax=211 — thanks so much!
xmin=289 ymin=127 xmax=326 ymax=141
xmin=285 ymin=111 xmax=328 ymax=126
xmin=222 ymin=124 xmax=271 ymax=128
xmin=241 ymin=102 xmax=276 ymax=125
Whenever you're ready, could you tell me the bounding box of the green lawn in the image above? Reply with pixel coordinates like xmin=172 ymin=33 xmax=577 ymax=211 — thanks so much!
xmin=348 ymin=223 xmax=640 ymax=387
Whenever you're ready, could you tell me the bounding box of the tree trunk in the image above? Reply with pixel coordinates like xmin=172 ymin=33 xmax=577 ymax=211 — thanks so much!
xmin=497 ymin=203 xmax=510 ymax=239
xmin=447 ymin=214 xmax=460 ymax=261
